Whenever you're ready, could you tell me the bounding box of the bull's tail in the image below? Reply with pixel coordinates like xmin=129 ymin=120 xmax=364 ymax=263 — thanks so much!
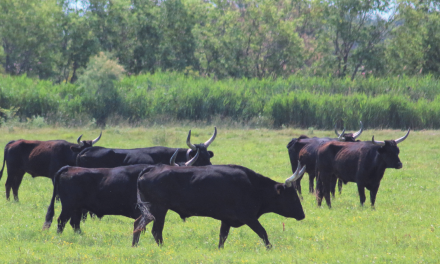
xmin=42 ymin=165 xmax=69 ymax=230
xmin=0 ymin=140 xmax=14 ymax=181
xmin=132 ymin=175 xmax=155 ymax=246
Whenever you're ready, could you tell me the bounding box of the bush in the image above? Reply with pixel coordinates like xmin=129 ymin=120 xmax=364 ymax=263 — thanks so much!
xmin=76 ymin=52 xmax=125 ymax=127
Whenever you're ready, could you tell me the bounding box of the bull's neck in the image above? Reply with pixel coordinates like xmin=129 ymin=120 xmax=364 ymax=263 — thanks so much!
xmin=373 ymin=154 xmax=387 ymax=181
xmin=257 ymin=182 xmax=280 ymax=217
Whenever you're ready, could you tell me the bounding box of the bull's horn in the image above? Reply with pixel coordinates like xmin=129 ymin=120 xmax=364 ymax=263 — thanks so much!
xmin=170 ymin=149 xmax=179 ymax=166
xmin=204 ymin=127 xmax=217 ymax=148
xmin=371 ymin=136 xmax=385 ymax=146
xmin=77 ymin=134 xmax=84 ymax=147
xmin=395 ymin=128 xmax=410 ymax=144
xmin=186 ymin=130 xmax=197 ymax=151
xmin=92 ymin=131 xmax=102 ymax=145
xmin=353 ymin=121 xmax=363 ymax=139
xmin=335 ymin=127 xmax=346 ymax=141
xmin=285 ymin=161 xmax=306 ymax=187
xmin=185 ymin=149 xmax=200 ymax=166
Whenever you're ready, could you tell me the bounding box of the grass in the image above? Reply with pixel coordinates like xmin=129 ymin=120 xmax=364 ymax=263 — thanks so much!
xmin=0 ymin=126 xmax=439 ymax=263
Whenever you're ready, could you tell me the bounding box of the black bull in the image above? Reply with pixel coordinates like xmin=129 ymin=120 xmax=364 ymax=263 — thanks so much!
xmin=42 ymin=150 xmax=200 ymax=232
xmin=316 ymin=129 xmax=410 ymax=208
xmin=0 ymin=132 xmax=102 ymax=201
xmin=76 ymin=128 xmax=217 ymax=168
xmin=287 ymin=122 xmax=363 ymax=195
xmin=133 ymin=163 xmax=307 ymax=249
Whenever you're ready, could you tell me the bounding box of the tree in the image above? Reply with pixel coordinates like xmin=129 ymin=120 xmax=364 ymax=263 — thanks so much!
xmin=56 ymin=0 xmax=100 ymax=83
xmin=156 ymin=0 xmax=199 ymax=72
xmin=386 ymin=0 xmax=440 ymax=76
xmin=314 ymin=0 xmax=394 ymax=79
xmin=0 ymin=0 xmax=63 ymax=78
xmin=191 ymin=0 xmax=305 ymax=79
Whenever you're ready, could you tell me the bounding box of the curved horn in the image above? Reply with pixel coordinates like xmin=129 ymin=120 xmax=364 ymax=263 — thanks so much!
xmin=285 ymin=161 xmax=306 ymax=187
xmin=352 ymin=121 xmax=363 ymax=139
xmin=395 ymin=128 xmax=410 ymax=144
xmin=371 ymin=136 xmax=385 ymax=146
xmin=204 ymin=127 xmax=217 ymax=148
xmin=185 ymin=149 xmax=199 ymax=166
xmin=77 ymin=134 xmax=84 ymax=147
xmin=170 ymin=149 xmax=179 ymax=166
xmin=337 ymin=128 xmax=346 ymax=141
xmin=92 ymin=131 xmax=102 ymax=145
xmin=334 ymin=125 xmax=340 ymax=137
xmin=186 ymin=130 xmax=197 ymax=151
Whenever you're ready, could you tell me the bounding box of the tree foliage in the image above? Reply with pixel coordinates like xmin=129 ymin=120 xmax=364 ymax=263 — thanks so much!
xmin=1 ymin=0 xmax=439 ymax=80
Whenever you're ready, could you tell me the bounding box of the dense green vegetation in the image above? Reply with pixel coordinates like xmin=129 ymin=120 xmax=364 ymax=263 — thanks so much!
xmin=1 ymin=0 xmax=440 ymax=81
xmin=1 ymin=72 xmax=440 ymax=128
xmin=0 ymin=127 xmax=438 ymax=263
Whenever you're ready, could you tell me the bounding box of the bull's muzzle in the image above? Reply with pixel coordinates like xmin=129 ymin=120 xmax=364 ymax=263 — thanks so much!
xmin=396 ymin=162 xmax=403 ymax=169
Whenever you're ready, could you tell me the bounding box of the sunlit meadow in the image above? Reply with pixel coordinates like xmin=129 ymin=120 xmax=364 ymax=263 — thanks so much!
xmin=0 ymin=126 xmax=439 ymax=263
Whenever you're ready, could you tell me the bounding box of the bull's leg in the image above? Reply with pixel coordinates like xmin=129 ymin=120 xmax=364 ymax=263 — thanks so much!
xmin=150 ymin=206 xmax=168 ymax=245
xmin=218 ymin=221 xmax=231 ymax=249
xmin=357 ymin=184 xmax=366 ymax=206
xmin=316 ymin=175 xmax=324 ymax=207
xmin=323 ymin=184 xmax=332 ymax=209
xmin=244 ymin=219 xmax=272 ymax=249
xmin=369 ymin=184 xmax=380 ymax=207
xmin=5 ymin=169 xmax=25 ymax=201
xmin=309 ymin=173 xmax=315 ymax=193
xmin=70 ymin=209 xmax=82 ymax=233
xmin=330 ymin=175 xmax=337 ymax=198
xmin=338 ymin=179 xmax=343 ymax=195
xmin=317 ymin=172 xmax=332 ymax=208
xmin=57 ymin=208 xmax=72 ymax=234
xmin=5 ymin=183 xmax=11 ymax=201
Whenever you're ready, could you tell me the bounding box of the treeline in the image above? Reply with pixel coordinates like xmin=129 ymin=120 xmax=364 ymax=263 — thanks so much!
xmin=1 ymin=67 xmax=439 ymax=129
xmin=1 ymin=0 xmax=440 ymax=81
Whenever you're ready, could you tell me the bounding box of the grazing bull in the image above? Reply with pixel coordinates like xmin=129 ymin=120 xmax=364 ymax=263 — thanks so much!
xmin=76 ymin=128 xmax=216 ymax=168
xmin=315 ymin=129 xmax=410 ymax=208
xmin=0 ymin=132 xmax=102 ymax=201
xmin=43 ymin=149 xmax=199 ymax=233
xmin=287 ymin=122 xmax=363 ymax=195
xmin=132 ymin=162 xmax=307 ymax=249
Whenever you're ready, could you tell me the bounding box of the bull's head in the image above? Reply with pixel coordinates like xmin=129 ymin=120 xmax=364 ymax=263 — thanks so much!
xmin=372 ymin=128 xmax=410 ymax=169
xmin=70 ymin=131 xmax=102 ymax=152
xmin=185 ymin=127 xmax=216 ymax=165
xmin=272 ymin=161 xmax=306 ymax=220
xmin=335 ymin=121 xmax=363 ymax=142
xmin=170 ymin=149 xmax=200 ymax=166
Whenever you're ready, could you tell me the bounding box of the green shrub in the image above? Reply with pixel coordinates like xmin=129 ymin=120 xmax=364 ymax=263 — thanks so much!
xmin=76 ymin=52 xmax=125 ymax=127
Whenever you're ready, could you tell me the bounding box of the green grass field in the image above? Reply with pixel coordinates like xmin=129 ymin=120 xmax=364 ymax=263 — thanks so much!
xmin=0 ymin=126 xmax=438 ymax=263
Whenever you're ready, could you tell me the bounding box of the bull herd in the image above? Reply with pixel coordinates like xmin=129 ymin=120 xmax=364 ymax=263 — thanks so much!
xmin=0 ymin=124 xmax=410 ymax=249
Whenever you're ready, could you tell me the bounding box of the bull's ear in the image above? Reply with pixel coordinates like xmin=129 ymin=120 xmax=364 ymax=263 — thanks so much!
xmin=275 ymin=184 xmax=285 ymax=195
xmin=208 ymin=151 xmax=214 ymax=158
xmin=70 ymin=145 xmax=82 ymax=152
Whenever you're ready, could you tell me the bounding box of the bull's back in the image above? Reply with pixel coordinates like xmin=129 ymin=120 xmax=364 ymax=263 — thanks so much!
xmin=140 ymin=166 xmax=258 ymax=219
xmin=7 ymin=140 xmax=69 ymax=176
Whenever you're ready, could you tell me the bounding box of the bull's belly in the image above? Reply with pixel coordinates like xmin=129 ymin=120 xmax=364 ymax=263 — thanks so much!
xmin=85 ymin=205 xmax=138 ymax=219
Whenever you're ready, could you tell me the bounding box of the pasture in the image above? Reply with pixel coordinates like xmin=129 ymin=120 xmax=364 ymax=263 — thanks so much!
xmin=0 ymin=126 xmax=438 ymax=263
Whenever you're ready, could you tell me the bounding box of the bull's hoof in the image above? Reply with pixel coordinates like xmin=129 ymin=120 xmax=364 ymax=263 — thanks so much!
xmin=42 ymin=222 xmax=51 ymax=230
